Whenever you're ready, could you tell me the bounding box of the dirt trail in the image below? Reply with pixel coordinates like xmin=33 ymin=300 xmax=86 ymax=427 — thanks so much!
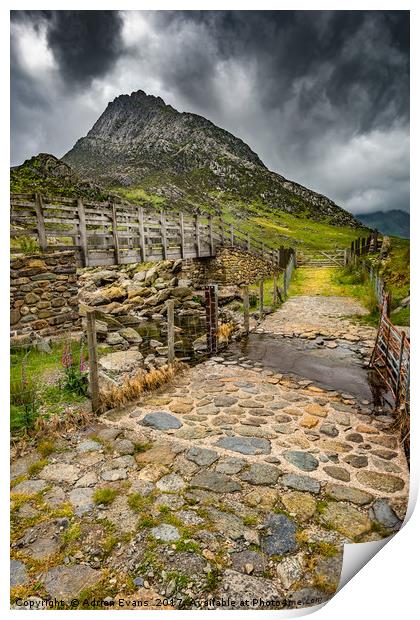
xmin=10 ymin=268 xmax=409 ymax=610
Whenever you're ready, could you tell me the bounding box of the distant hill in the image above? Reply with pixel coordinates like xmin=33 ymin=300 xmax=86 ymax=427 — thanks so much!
xmin=355 ymin=210 xmax=410 ymax=239
xmin=10 ymin=153 xmax=110 ymax=201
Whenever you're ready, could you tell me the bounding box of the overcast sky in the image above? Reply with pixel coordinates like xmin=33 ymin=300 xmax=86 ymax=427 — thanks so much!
xmin=10 ymin=10 xmax=409 ymax=214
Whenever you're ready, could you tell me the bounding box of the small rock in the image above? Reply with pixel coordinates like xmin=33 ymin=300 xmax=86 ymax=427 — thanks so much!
xmin=151 ymin=524 xmax=180 ymax=542
xmin=186 ymin=446 xmax=219 ymax=466
xmin=262 ymin=513 xmax=297 ymax=555
xmin=140 ymin=411 xmax=183 ymax=430
xmin=283 ymin=450 xmax=319 ymax=472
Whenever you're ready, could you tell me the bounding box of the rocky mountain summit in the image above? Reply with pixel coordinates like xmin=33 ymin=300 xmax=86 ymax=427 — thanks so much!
xmin=63 ymin=90 xmax=359 ymax=227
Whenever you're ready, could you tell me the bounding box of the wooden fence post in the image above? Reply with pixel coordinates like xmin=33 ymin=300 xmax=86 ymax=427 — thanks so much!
xmin=86 ymin=310 xmax=100 ymax=413
xmin=230 ymin=223 xmax=234 ymax=246
xmin=273 ymin=273 xmax=277 ymax=305
xmin=166 ymin=300 xmax=175 ymax=363
xmin=209 ymin=215 xmax=214 ymax=255
xmin=179 ymin=212 xmax=185 ymax=259
xmin=161 ymin=211 xmax=168 ymax=259
xmin=395 ymin=331 xmax=406 ymax=406
xmin=373 ymin=229 xmax=378 ymax=252
xmin=34 ymin=193 xmax=48 ymax=252
xmin=195 ymin=214 xmax=201 ymax=257
xmin=205 ymin=285 xmax=218 ymax=354
xmin=77 ymin=197 xmax=88 ymax=267
xmin=138 ymin=207 xmax=145 ymax=262
xmin=243 ymin=285 xmax=250 ymax=333
xmin=259 ymin=280 xmax=264 ymax=318
xmin=111 ymin=202 xmax=120 ymax=265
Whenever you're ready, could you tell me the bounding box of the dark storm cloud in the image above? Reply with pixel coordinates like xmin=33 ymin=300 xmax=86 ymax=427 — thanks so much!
xmin=11 ymin=10 xmax=123 ymax=86
xmin=10 ymin=10 xmax=409 ymax=214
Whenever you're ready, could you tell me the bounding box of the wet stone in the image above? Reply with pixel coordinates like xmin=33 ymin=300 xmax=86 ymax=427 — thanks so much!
xmin=190 ymin=471 xmax=241 ymax=493
xmin=323 ymin=466 xmax=351 ymax=482
xmin=215 ymin=436 xmax=271 ymax=455
xmin=139 ymin=411 xmax=183 ymax=430
xmin=262 ymin=513 xmax=297 ymax=555
xmin=325 ymin=483 xmax=373 ymax=505
xmin=186 ymin=446 xmax=219 ymax=466
xmin=283 ymin=450 xmax=319 ymax=472
xmin=240 ymin=463 xmax=280 ymax=486
xmin=282 ymin=473 xmax=320 ymax=493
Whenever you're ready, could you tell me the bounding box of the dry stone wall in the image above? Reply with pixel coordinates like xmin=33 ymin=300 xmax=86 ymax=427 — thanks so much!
xmin=183 ymin=247 xmax=276 ymax=286
xmin=10 ymin=251 xmax=79 ymax=337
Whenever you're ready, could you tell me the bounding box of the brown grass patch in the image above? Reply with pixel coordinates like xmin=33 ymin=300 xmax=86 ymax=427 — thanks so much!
xmin=99 ymin=361 xmax=186 ymax=411
xmin=217 ymin=322 xmax=235 ymax=343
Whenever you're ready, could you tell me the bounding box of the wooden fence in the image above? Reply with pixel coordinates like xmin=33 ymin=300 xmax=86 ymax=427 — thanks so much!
xmin=298 ymin=249 xmax=346 ymax=267
xmin=346 ymin=231 xmax=410 ymax=454
xmin=10 ymin=193 xmax=292 ymax=269
xmin=370 ymin=311 xmax=410 ymax=410
xmin=346 ymin=229 xmax=382 ymax=261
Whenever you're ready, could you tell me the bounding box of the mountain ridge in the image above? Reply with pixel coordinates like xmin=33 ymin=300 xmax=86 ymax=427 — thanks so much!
xmin=355 ymin=210 xmax=409 ymax=239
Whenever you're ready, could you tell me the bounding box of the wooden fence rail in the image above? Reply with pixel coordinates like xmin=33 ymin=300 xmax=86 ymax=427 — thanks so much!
xmin=10 ymin=193 xmax=293 ymax=269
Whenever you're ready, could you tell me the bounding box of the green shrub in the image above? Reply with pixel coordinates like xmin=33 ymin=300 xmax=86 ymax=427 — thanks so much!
xmin=93 ymin=488 xmax=118 ymax=505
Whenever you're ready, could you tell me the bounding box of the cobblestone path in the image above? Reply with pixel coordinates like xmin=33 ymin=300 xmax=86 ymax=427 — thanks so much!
xmin=11 ymin=292 xmax=409 ymax=610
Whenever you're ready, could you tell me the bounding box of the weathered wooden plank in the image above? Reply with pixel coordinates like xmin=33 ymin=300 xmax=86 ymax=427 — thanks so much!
xmin=111 ymin=202 xmax=120 ymax=265
xmin=34 ymin=193 xmax=48 ymax=251
xmin=77 ymin=198 xmax=89 ymax=267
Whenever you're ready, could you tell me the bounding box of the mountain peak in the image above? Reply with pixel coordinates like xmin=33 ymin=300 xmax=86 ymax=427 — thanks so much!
xmin=63 ymin=89 xmax=359 ymax=228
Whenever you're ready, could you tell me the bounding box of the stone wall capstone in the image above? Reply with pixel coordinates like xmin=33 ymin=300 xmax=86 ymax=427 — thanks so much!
xmin=10 ymin=251 xmax=80 ymax=337
xmin=182 ymin=247 xmax=277 ymax=286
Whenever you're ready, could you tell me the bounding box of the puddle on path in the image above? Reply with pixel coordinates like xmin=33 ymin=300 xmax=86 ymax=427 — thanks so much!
xmin=226 ymin=332 xmax=387 ymax=404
